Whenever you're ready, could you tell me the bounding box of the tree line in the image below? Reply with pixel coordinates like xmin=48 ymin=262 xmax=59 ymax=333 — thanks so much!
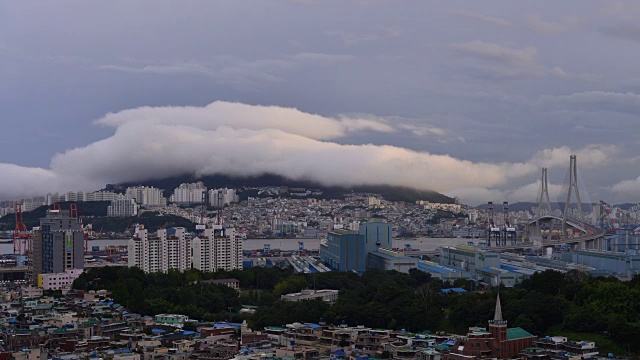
xmin=73 ymin=266 xmax=640 ymax=354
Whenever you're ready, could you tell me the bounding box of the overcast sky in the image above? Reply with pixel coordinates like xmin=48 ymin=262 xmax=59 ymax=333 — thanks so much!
xmin=1 ymin=1 xmax=640 ymax=205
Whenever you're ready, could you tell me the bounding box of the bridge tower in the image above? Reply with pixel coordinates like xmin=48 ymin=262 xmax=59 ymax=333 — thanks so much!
xmin=535 ymin=167 xmax=553 ymax=240
xmin=562 ymin=155 xmax=583 ymax=238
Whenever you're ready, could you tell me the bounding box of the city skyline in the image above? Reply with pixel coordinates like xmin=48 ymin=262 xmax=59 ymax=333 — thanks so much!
xmin=2 ymin=1 xmax=640 ymax=204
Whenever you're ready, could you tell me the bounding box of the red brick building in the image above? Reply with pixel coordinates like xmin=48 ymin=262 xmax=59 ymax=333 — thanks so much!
xmin=443 ymin=294 xmax=535 ymax=359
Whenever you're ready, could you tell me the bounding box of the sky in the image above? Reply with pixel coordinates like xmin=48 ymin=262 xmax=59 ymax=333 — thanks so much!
xmin=1 ymin=1 xmax=640 ymax=205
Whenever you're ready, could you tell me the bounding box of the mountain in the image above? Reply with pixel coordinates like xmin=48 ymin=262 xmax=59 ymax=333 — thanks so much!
xmin=475 ymin=202 xmax=538 ymax=212
xmin=474 ymin=201 xmax=599 ymax=213
xmin=0 ymin=201 xmax=110 ymax=231
xmin=108 ymin=173 xmax=454 ymax=204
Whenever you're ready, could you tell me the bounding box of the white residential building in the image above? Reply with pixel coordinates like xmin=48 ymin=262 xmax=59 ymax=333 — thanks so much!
xmin=107 ymin=199 xmax=139 ymax=217
xmin=192 ymin=235 xmax=213 ymax=272
xmin=128 ymin=229 xmax=165 ymax=273
xmin=126 ymin=186 xmax=167 ymax=206
xmin=170 ymin=182 xmax=207 ymax=205
xmin=65 ymin=192 xmax=85 ymax=202
xmin=86 ymin=191 xmax=125 ymax=202
xmin=128 ymin=228 xmax=191 ymax=273
xmin=46 ymin=193 xmax=65 ymax=205
xmin=158 ymin=228 xmax=191 ymax=272
xmin=38 ymin=269 xmax=84 ymax=290
xmin=192 ymin=227 xmax=242 ymax=273
xmin=208 ymin=188 xmax=239 ymax=208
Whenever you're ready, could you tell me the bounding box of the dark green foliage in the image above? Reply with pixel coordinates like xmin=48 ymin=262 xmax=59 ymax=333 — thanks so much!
xmin=73 ymin=266 xmax=640 ymax=353
xmin=73 ymin=267 xmax=241 ymax=321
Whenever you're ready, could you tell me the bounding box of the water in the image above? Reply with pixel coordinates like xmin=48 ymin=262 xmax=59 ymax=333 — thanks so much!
xmin=0 ymin=237 xmax=473 ymax=255
xmin=242 ymin=237 xmax=472 ymax=251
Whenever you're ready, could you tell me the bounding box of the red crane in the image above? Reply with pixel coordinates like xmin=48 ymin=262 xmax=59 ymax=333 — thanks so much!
xmin=13 ymin=204 xmax=30 ymax=255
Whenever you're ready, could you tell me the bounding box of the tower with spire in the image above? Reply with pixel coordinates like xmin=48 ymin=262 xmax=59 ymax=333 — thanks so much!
xmin=442 ymin=292 xmax=535 ymax=360
xmin=488 ymin=293 xmax=508 ymax=352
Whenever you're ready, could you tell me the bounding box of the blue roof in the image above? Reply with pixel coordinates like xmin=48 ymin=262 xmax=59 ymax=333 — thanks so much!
xmin=214 ymin=322 xmax=242 ymax=328
xmin=500 ymin=264 xmax=520 ymax=272
xmin=331 ymin=349 xmax=346 ymax=356
xmin=418 ymin=262 xmax=460 ymax=274
xmin=441 ymin=287 xmax=467 ymax=293
xmin=183 ymin=331 xmax=197 ymax=336
xmin=308 ymin=323 xmax=322 ymax=329
xmin=151 ymin=328 xmax=166 ymax=333
xmin=477 ymin=267 xmax=502 ymax=275
xmin=370 ymin=251 xmax=414 ymax=261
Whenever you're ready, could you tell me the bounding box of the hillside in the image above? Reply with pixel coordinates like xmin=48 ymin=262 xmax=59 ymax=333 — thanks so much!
xmin=0 ymin=202 xmax=194 ymax=233
xmin=0 ymin=201 xmax=110 ymax=231
xmin=109 ymin=173 xmax=454 ymax=204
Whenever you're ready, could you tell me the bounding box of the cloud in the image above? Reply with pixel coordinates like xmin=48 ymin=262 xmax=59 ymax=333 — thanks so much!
xmin=0 ymin=101 xmax=614 ymax=202
xmin=398 ymin=124 xmax=447 ymax=137
xmin=97 ymin=57 xmax=293 ymax=88
xmin=543 ymin=91 xmax=640 ymax=114
xmin=524 ymin=14 xmax=582 ymax=34
xmin=448 ymin=9 xmax=512 ymax=28
xmin=450 ymin=41 xmax=538 ymax=67
xmin=548 ymin=67 xmax=599 ymax=81
xmin=449 ymin=41 xmax=597 ymax=80
xmin=327 ymin=27 xmax=401 ymax=45
xmin=96 ymin=101 xmax=393 ymax=141
xmin=529 ymin=145 xmax=617 ymax=169
xmin=600 ymin=23 xmax=640 ymax=42
xmin=291 ymin=52 xmax=355 ymax=62
xmin=611 ymin=176 xmax=640 ymax=197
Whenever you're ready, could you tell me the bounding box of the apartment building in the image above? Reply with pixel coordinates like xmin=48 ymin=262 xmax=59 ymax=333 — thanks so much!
xmin=128 ymin=228 xmax=191 ymax=273
xmin=192 ymin=227 xmax=242 ymax=272
xmin=107 ymin=199 xmax=139 ymax=217
xmin=208 ymin=188 xmax=239 ymax=209
xmin=125 ymin=186 xmax=167 ymax=206
xmin=159 ymin=228 xmax=191 ymax=272
xmin=170 ymin=182 xmax=207 ymax=205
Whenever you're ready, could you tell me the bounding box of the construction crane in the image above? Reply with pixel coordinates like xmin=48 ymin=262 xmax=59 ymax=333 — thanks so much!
xmin=599 ymin=200 xmax=618 ymax=231
xmin=486 ymin=202 xmax=501 ymax=247
xmin=502 ymin=201 xmax=517 ymax=245
xmin=13 ymin=204 xmax=30 ymax=255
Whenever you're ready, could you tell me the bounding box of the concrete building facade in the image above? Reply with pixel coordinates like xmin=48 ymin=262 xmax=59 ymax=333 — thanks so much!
xmin=126 ymin=186 xmax=166 ymax=206
xmin=208 ymin=188 xmax=239 ymax=209
xmin=170 ymin=182 xmax=207 ymax=205
xmin=107 ymin=199 xmax=139 ymax=217
xmin=33 ymin=210 xmax=84 ymax=278
xmin=319 ymin=222 xmax=392 ymax=273
xmin=37 ymin=269 xmax=84 ymax=290
xmin=192 ymin=227 xmax=242 ymax=273
xmin=368 ymin=248 xmax=418 ymax=273
xmin=128 ymin=228 xmax=191 ymax=273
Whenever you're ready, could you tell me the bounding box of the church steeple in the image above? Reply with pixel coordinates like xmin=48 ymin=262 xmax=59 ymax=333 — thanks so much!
xmin=489 ymin=293 xmax=507 ymax=326
xmin=494 ymin=293 xmax=503 ymax=321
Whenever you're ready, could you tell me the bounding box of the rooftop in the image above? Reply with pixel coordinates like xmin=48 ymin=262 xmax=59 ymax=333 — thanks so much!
xmin=507 ymin=327 xmax=534 ymax=340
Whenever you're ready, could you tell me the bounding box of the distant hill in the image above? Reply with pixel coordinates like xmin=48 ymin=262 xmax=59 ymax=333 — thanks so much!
xmin=475 ymin=201 xmax=598 ymax=213
xmin=108 ymin=173 xmax=454 ymax=204
xmin=475 ymin=202 xmax=538 ymax=212
xmin=615 ymin=203 xmax=639 ymax=211
xmin=87 ymin=212 xmax=195 ymax=233
xmin=0 ymin=201 xmax=110 ymax=231
xmin=0 ymin=202 xmax=194 ymax=233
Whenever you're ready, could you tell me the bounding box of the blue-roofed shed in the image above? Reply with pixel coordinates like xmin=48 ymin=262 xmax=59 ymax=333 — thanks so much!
xmin=441 ymin=287 xmax=467 ymax=293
